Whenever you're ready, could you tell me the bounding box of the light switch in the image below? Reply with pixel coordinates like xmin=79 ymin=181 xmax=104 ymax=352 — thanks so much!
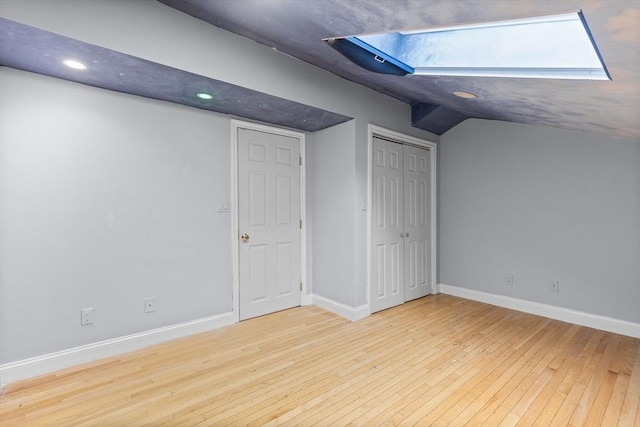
xmin=217 ymin=200 xmax=230 ymax=213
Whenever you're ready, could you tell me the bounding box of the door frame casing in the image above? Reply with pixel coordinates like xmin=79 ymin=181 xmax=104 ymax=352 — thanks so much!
xmin=367 ymin=124 xmax=437 ymax=314
xmin=230 ymin=120 xmax=308 ymax=323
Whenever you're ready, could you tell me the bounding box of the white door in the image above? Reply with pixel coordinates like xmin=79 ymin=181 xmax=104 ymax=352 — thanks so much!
xmin=403 ymin=145 xmax=431 ymax=301
xmin=371 ymin=136 xmax=431 ymax=313
xmin=371 ymin=137 xmax=405 ymax=312
xmin=238 ymin=127 xmax=301 ymax=320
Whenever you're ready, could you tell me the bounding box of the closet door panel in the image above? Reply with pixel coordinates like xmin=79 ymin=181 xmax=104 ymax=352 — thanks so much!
xmin=404 ymin=145 xmax=431 ymax=301
xmin=371 ymin=137 xmax=405 ymax=312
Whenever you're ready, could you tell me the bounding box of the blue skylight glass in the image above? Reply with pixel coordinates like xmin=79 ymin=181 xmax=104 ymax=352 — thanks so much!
xmin=329 ymin=11 xmax=610 ymax=80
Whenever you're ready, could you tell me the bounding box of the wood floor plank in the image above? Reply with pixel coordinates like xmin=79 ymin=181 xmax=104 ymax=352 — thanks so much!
xmin=530 ymin=328 xmax=604 ymax=427
xmin=567 ymin=333 xmax=622 ymax=426
xmin=463 ymin=328 xmax=559 ymax=425
xmin=1 ymin=295 xmax=637 ymax=426
xmin=428 ymin=315 xmax=536 ymax=413
xmin=617 ymin=340 xmax=640 ymax=426
xmin=514 ymin=327 xmax=592 ymax=426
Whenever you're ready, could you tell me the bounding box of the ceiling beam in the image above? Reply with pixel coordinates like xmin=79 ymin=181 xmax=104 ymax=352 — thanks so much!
xmin=411 ymin=103 xmax=468 ymax=135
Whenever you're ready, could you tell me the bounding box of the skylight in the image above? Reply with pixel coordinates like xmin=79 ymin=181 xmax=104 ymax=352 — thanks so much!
xmin=326 ymin=11 xmax=610 ymax=80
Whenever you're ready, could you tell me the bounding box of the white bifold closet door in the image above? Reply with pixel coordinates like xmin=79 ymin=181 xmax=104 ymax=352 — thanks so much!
xmin=371 ymin=136 xmax=431 ymax=313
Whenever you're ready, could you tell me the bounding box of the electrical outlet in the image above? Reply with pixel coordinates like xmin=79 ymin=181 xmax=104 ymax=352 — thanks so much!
xmin=144 ymin=297 xmax=156 ymax=313
xmin=505 ymin=274 xmax=515 ymax=286
xmin=550 ymin=280 xmax=560 ymax=292
xmin=81 ymin=308 xmax=94 ymax=326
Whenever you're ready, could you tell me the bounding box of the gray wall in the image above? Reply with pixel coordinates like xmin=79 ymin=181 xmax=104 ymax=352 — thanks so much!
xmin=0 ymin=0 xmax=437 ymax=364
xmin=439 ymin=119 xmax=640 ymax=323
xmin=0 ymin=0 xmax=437 ymax=311
xmin=0 ymin=68 xmax=233 ymax=363
xmin=309 ymin=121 xmax=357 ymax=306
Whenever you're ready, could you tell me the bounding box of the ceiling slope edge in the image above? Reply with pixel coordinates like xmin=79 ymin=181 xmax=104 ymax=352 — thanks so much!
xmin=0 ymin=17 xmax=352 ymax=133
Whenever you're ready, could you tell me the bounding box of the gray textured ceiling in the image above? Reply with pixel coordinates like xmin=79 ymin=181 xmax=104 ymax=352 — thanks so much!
xmin=159 ymin=0 xmax=640 ymax=139
xmin=1 ymin=1 xmax=638 ymax=138
xmin=0 ymin=17 xmax=352 ymax=132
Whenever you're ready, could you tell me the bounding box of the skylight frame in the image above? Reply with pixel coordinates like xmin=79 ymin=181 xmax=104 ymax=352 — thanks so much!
xmin=398 ymin=11 xmax=581 ymax=35
xmin=345 ymin=37 xmax=414 ymax=74
xmin=327 ymin=10 xmax=611 ymax=81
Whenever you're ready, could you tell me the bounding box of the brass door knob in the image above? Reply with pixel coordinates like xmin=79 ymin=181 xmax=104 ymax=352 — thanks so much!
xmin=241 ymin=233 xmax=249 ymax=243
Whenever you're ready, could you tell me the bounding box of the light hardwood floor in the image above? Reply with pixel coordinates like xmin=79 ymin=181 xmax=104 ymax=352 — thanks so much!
xmin=1 ymin=294 xmax=639 ymax=426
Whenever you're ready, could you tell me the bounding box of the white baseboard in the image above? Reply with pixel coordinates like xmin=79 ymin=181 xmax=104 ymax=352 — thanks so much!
xmin=0 ymin=312 xmax=235 ymax=388
xmin=312 ymin=294 xmax=369 ymax=322
xmin=438 ymin=284 xmax=640 ymax=338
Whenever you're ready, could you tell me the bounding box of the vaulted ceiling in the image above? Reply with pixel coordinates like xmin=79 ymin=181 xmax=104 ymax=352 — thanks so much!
xmin=1 ymin=0 xmax=639 ymax=138
xmin=159 ymin=0 xmax=639 ymax=139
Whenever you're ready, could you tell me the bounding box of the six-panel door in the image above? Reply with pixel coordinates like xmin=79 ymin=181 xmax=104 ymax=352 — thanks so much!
xmin=238 ymin=128 xmax=301 ymax=320
xmin=403 ymin=145 xmax=431 ymax=302
xmin=371 ymin=137 xmax=406 ymax=312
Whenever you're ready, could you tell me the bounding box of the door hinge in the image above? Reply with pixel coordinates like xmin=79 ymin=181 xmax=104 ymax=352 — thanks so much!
xmin=299 ymin=156 xmax=302 ymax=166
xmin=300 ymin=282 xmax=303 ymax=292
xmin=300 ymin=219 xmax=302 ymax=229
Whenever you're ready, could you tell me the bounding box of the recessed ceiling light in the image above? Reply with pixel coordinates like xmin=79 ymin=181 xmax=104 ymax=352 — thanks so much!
xmin=62 ymin=59 xmax=87 ymax=70
xmin=453 ymin=91 xmax=477 ymax=99
xmin=196 ymin=92 xmax=214 ymax=100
